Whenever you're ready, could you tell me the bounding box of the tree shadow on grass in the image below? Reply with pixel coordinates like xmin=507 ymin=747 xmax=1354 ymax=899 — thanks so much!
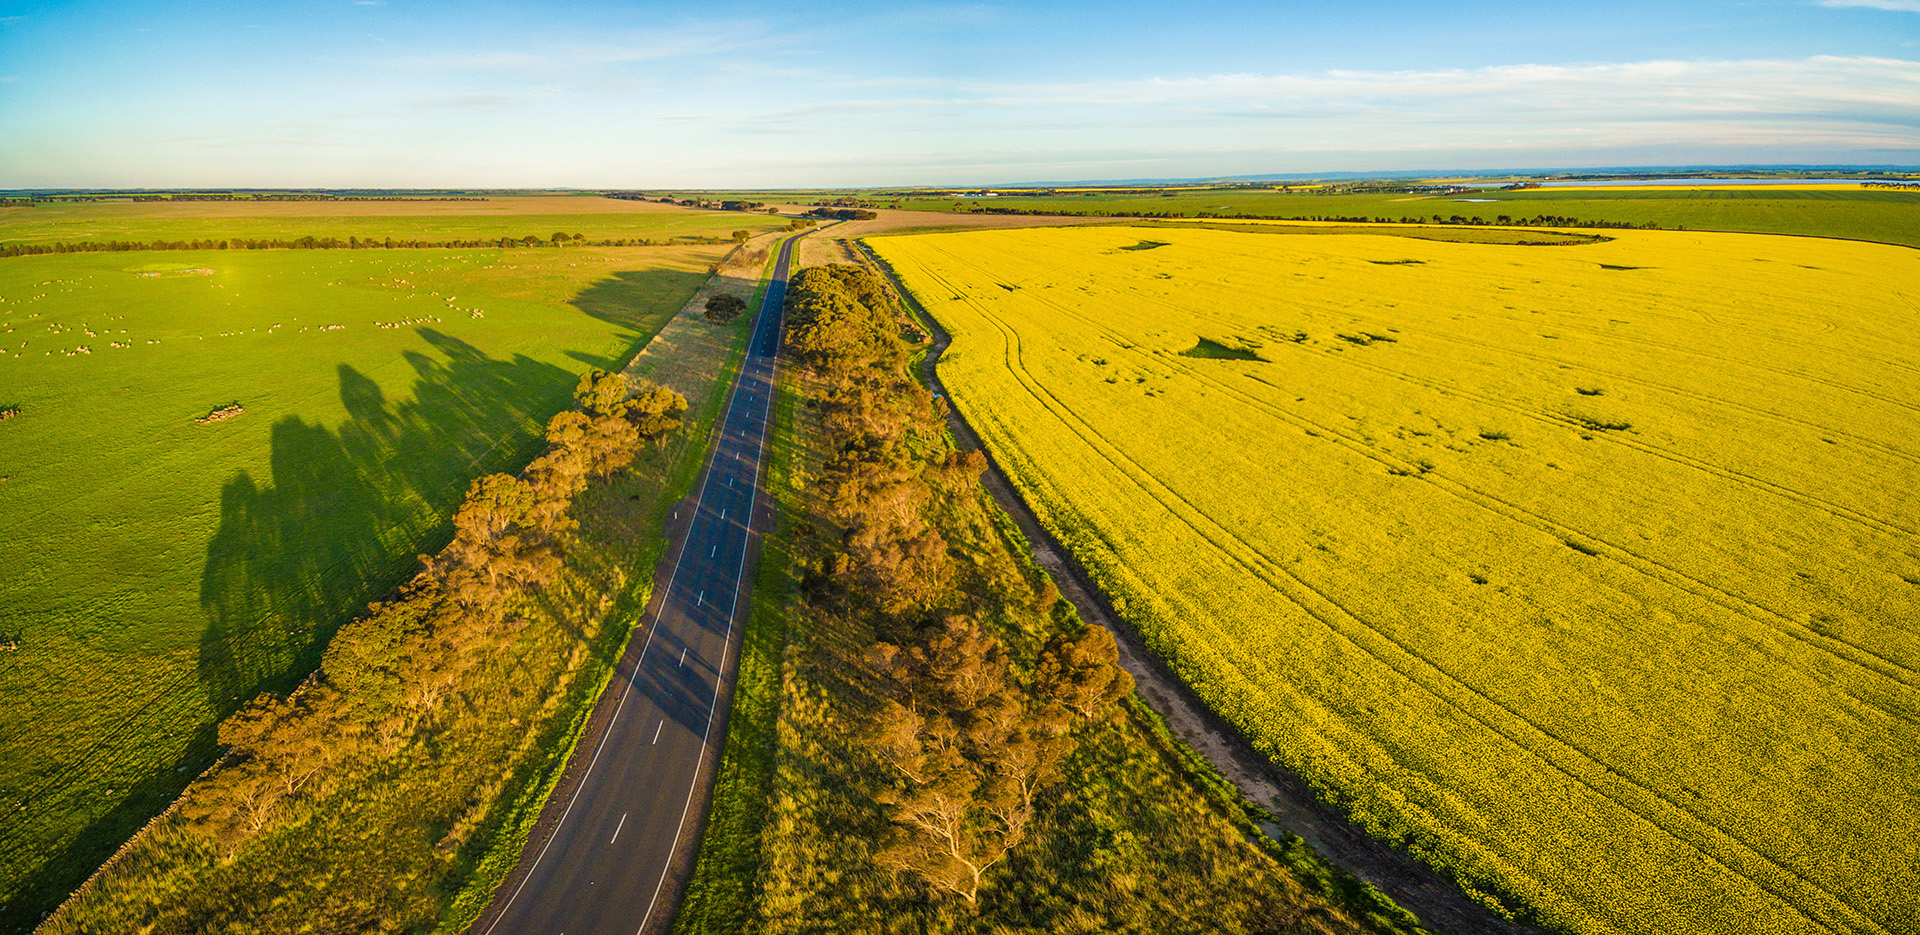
xmin=196 ymin=330 xmax=575 ymax=714
xmin=4 ymin=266 xmax=720 ymax=932
xmin=569 ymin=269 xmax=710 ymax=367
xmin=0 ymin=721 xmax=221 ymax=935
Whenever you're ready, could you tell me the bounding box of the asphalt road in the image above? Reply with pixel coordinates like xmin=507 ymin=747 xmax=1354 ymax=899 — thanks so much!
xmin=476 ymin=231 xmax=803 ymax=935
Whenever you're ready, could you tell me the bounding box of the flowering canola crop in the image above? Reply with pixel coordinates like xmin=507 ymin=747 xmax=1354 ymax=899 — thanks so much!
xmin=870 ymin=225 xmax=1920 ymax=935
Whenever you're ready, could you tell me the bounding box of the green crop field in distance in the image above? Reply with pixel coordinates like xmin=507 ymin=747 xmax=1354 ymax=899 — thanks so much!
xmin=0 ymin=235 xmax=736 ymax=929
xmin=880 ymin=187 xmax=1920 ymax=247
xmin=0 ymin=194 xmax=786 ymax=246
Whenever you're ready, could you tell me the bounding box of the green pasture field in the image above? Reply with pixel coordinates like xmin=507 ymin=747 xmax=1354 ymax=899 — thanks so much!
xmin=0 ymin=194 xmax=786 ymax=246
xmin=0 ymin=238 xmax=731 ymax=930
xmin=879 ymin=188 xmax=1920 ymax=247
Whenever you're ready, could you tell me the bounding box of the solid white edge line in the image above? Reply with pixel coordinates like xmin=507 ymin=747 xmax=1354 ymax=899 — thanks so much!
xmin=635 ymin=232 xmax=797 ymax=935
xmin=477 ymin=232 xmax=804 ymax=935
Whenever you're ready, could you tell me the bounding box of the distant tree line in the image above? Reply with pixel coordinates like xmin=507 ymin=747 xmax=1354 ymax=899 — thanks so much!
xmin=945 ymin=203 xmax=1673 ymax=229
xmin=1862 ymin=182 xmax=1920 ymax=189
xmin=602 ymin=193 xmax=775 ymax=212
xmin=179 ymin=371 xmax=686 ymax=847
xmin=0 ymin=233 xmax=735 ymax=259
xmin=802 ymin=207 xmax=878 ymax=220
xmin=783 ymin=264 xmax=1131 ymax=903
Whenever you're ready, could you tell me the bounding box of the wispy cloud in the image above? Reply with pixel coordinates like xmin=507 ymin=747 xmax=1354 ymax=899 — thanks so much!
xmin=609 ymin=54 xmax=1920 ymax=185
xmin=411 ymin=91 xmax=520 ymax=110
xmin=948 ymin=56 xmax=1920 ymax=114
xmin=684 ymin=56 xmax=1920 ymax=153
xmin=380 ymin=19 xmax=780 ymax=73
xmin=882 ymin=4 xmax=1007 ymax=28
xmin=1821 ymin=0 xmax=1920 ymax=11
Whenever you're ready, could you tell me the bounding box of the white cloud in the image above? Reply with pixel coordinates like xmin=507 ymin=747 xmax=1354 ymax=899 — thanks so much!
xmin=1821 ymin=0 xmax=1920 ymax=12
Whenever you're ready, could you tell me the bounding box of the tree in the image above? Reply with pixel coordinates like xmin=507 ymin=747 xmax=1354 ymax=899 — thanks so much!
xmin=731 ymin=229 xmax=751 ymax=243
xmin=1036 ymin=624 xmax=1134 ymax=720
xmin=864 ymin=616 xmax=1071 ymax=903
xmin=435 ymin=473 xmax=564 ymax=618
xmin=566 ymin=370 xmax=643 ymax=477
xmin=628 ymin=381 xmax=688 ymax=442
xmin=704 ymin=292 xmax=748 ymax=324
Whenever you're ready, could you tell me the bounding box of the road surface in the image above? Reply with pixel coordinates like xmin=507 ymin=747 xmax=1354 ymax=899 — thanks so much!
xmin=475 ymin=230 xmax=803 ymax=935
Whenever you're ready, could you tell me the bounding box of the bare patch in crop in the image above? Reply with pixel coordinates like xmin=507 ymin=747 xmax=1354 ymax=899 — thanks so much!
xmin=1180 ymin=337 xmax=1264 ymax=361
xmin=1336 ymin=332 xmax=1398 ymax=347
xmin=1568 ymin=414 xmax=1633 ymax=432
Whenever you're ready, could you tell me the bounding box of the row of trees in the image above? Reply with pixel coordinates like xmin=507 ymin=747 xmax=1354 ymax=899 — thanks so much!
xmin=802 ymin=207 xmax=878 ymax=221
xmin=603 ymin=193 xmax=780 ymax=213
xmin=783 ymin=265 xmax=1130 ymax=903
xmin=0 ymin=234 xmax=727 ymax=259
xmin=183 ymin=371 xmax=686 ymax=846
xmin=944 ymin=203 xmax=1669 ymax=230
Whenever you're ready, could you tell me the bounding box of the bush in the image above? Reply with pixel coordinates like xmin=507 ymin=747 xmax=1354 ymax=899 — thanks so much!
xmin=705 ymin=293 xmax=749 ymax=324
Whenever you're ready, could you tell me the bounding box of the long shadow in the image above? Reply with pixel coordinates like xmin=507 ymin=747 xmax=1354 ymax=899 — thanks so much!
xmin=197 ymin=330 xmax=576 ymax=716
xmin=0 ymin=721 xmax=219 ymax=935
xmin=568 ymin=269 xmax=711 ymax=363
xmin=6 ymin=267 xmax=719 ymax=933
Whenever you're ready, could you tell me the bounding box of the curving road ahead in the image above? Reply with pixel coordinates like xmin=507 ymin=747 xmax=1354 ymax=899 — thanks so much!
xmin=474 ymin=230 xmax=805 ymax=935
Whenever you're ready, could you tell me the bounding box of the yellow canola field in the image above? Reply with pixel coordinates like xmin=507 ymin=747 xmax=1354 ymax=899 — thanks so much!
xmin=869 ymin=225 xmax=1920 ymax=935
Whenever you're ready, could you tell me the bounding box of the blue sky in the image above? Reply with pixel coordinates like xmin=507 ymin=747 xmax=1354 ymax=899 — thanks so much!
xmin=1 ymin=1 xmax=1916 ymax=187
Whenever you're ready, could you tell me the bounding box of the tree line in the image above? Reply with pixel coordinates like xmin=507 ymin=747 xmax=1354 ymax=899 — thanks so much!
xmin=180 ymin=371 xmax=686 ymax=847
xmin=782 ymin=264 xmax=1131 ymax=904
xmin=802 ymin=207 xmax=879 ymax=220
xmin=603 ymin=193 xmax=779 ymax=213
xmin=950 ymin=203 xmax=1673 ymax=229
xmin=0 ymin=233 xmax=734 ymax=259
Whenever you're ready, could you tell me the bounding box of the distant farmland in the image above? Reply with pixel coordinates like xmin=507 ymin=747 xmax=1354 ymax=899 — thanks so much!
xmin=0 ymin=194 xmax=773 ymax=247
xmin=871 ymin=225 xmax=1920 ymax=935
xmin=0 ymin=195 xmax=774 ymax=927
xmin=881 ymin=187 xmax=1920 ymax=249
